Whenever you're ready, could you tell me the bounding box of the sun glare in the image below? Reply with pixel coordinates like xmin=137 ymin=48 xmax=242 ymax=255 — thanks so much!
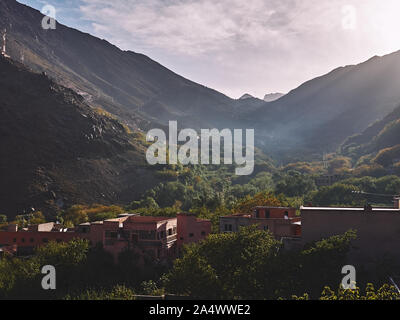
xmin=360 ymin=0 xmax=400 ymax=54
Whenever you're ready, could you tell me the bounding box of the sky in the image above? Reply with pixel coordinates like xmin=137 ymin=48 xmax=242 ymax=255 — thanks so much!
xmin=18 ymin=0 xmax=400 ymax=99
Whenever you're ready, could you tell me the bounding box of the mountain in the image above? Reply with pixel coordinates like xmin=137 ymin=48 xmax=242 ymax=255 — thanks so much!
xmin=245 ymin=52 xmax=400 ymax=158
xmin=3 ymin=0 xmax=400 ymax=165
xmin=0 ymin=0 xmax=238 ymax=130
xmin=341 ymin=103 xmax=400 ymax=169
xmin=263 ymin=93 xmax=284 ymax=102
xmin=239 ymin=94 xmax=255 ymax=100
xmin=0 ymin=56 xmax=161 ymax=219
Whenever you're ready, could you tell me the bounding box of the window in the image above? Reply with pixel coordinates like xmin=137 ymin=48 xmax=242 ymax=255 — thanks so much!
xmin=263 ymin=225 xmax=269 ymax=231
xmin=168 ymin=228 xmax=173 ymax=236
xmin=43 ymin=238 xmax=48 ymax=243
xmin=180 ymin=237 xmax=184 ymax=241
xmin=189 ymin=233 xmax=194 ymax=238
xmin=224 ymin=224 xmax=233 ymax=232
xmin=13 ymin=238 xmax=16 ymax=243
xmin=80 ymin=227 xmax=88 ymax=234
xmin=30 ymin=238 xmax=34 ymax=243
xmin=21 ymin=238 xmax=25 ymax=243
xmin=284 ymin=211 xmax=289 ymax=220
xmin=201 ymin=231 xmax=206 ymax=236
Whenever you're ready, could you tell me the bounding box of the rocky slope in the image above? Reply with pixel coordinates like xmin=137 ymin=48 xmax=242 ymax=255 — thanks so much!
xmin=0 ymin=0 xmax=237 ymax=131
xmin=0 ymin=56 xmax=160 ymax=219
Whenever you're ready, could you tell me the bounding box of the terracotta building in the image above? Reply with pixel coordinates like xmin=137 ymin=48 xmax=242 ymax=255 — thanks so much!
xmin=301 ymin=197 xmax=400 ymax=266
xmin=177 ymin=213 xmax=212 ymax=249
xmin=219 ymin=207 xmax=301 ymax=240
xmin=0 ymin=213 xmax=211 ymax=261
xmin=0 ymin=222 xmax=76 ymax=255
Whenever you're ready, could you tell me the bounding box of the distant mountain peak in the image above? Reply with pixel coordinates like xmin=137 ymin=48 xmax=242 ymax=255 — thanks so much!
xmin=263 ymin=92 xmax=284 ymax=102
xmin=239 ymin=93 xmax=255 ymax=100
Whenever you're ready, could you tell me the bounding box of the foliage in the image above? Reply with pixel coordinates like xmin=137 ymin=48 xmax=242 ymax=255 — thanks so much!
xmin=275 ymin=171 xmax=316 ymax=197
xmin=308 ymin=184 xmax=359 ymax=206
xmin=327 ymin=157 xmax=352 ymax=175
xmin=165 ymin=228 xmax=357 ymax=300
xmin=283 ymin=162 xmax=324 ymax=175
xmin=165 ymin=226 xmax=282 ymax=299
xmin=290 ymin=283 xmax=400 ymax=300
xmin=0 ymin=239 xmax=90 ymax=299
xmin=232 ymin=192 xmax=282 ymax=214
xmin=0 ymin=215 xmax=7 ymax=224
xmin=309 ymin=175 xmax=400 ymax=207
xmin=65 ymin=285 xmax=136 ymax=300
xmin=319 ymin=283 xmax=399 ymax=300
xmin=29 ymin=211 xmax=46 ymax=225
xmin=139 ymin=280 xmax=165 ymax=296
xmin=373 ymin=144 xmax=400 ymax=167
xmin=352 ymin=164 xmax=386 ymax=177
xmin=63 ymin=204 xmax=124 ymax=226
xmin=374 ymin=119 xmax=400 ymax=150
xmin=13 ymin=212 xmax=47 ymax=228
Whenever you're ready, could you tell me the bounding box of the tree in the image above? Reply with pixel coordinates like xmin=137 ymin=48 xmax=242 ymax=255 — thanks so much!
xmin=233 ymin=192 xmax=282 ymax=213
xmin=275 ymin=170 xmax=316 ymax=197
xmin=289 ymin=283 xmax=400 ymax=300
xmin=29 ymin=211 xmax=46 ymax=225
xmin=165 ymin=226 xmax=282 ymax=299
xmin=62 ymin=204 xmax=125 ymax=225
xmin=63 ymin=205 xmax=89 ymax=225
xmin=0 ymin=214 xmax=7 ymax=224
xmin=309 ymin=183 xmax=359 ymax=206
xmin=0 ymin=239 xmax=90 ymax=299
xmin=295 ymin=230 xmax=357 ymax=297
xmin=65 ymin=285 xmax=136 ymax=300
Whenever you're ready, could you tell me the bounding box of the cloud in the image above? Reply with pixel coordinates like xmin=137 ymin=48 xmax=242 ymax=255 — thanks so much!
xmin=76 ymin=0 xmax=400 ymax=98
xmin=79 ymin=0 xmax=327 ymax=55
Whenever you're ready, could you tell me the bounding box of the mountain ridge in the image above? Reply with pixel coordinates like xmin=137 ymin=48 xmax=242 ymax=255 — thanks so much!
xmin=1 ymin=0 xmax=239 ymax=131
xmin=243 ymin=50 xmax=400 ymax=158
xmin=0 ymin=56 xmax=161 ymax=218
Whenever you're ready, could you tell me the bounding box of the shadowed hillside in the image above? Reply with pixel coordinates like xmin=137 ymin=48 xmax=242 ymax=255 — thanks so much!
xmin=0 ymin=0 xmax=238 ymax=130
xmin=0 ymin=56 xmax=161 ymax=219
xmin=243 ymin=52 xmax=400 ymax=158
xmin=340 ymin=103 xmax=400 ymax=171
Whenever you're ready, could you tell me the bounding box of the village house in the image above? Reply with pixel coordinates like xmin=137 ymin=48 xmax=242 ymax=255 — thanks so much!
xmin=177 ymin=212 xmax=211 ymax=249
xmin=300 ymin=197 xmax=400 ymax=266
xmin=219 ymin=206 xmax=301 ymax=240
xmin=4 ymin=197 xmax=400 ymax=267
xmin=0 ymin=213 xmax=212 ymax=261
xmin=0 ymin=222 xmax=76 ymax=256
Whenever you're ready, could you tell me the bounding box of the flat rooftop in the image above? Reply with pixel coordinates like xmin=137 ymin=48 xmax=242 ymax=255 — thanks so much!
xmin=301 ymin=206 xmax=400 ymax=212
xmin=125 ymin=216 xmax=175 ymax=223
xmin=222 ymin=213 xmax=252 ymax=218
xmin=253 ymin=206 xmax=295 ymax=209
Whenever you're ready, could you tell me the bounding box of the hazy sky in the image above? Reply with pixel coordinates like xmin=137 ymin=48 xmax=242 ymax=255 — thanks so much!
xmin=18 ymin=0 xmax=400 ymax=99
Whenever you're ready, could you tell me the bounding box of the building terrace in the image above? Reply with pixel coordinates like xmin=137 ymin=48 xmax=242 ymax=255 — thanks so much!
xmin=0 ymin=213 xmax=212 ymax=261
xmin=219 ymin=206 xmax=301 ymax=240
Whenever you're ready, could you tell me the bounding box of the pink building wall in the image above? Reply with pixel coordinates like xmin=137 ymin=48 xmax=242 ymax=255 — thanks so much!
xmin=177 ymin=213 xmax=212 ymax=248
xmin=0 ymin=214 xmax=211 ymax=260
